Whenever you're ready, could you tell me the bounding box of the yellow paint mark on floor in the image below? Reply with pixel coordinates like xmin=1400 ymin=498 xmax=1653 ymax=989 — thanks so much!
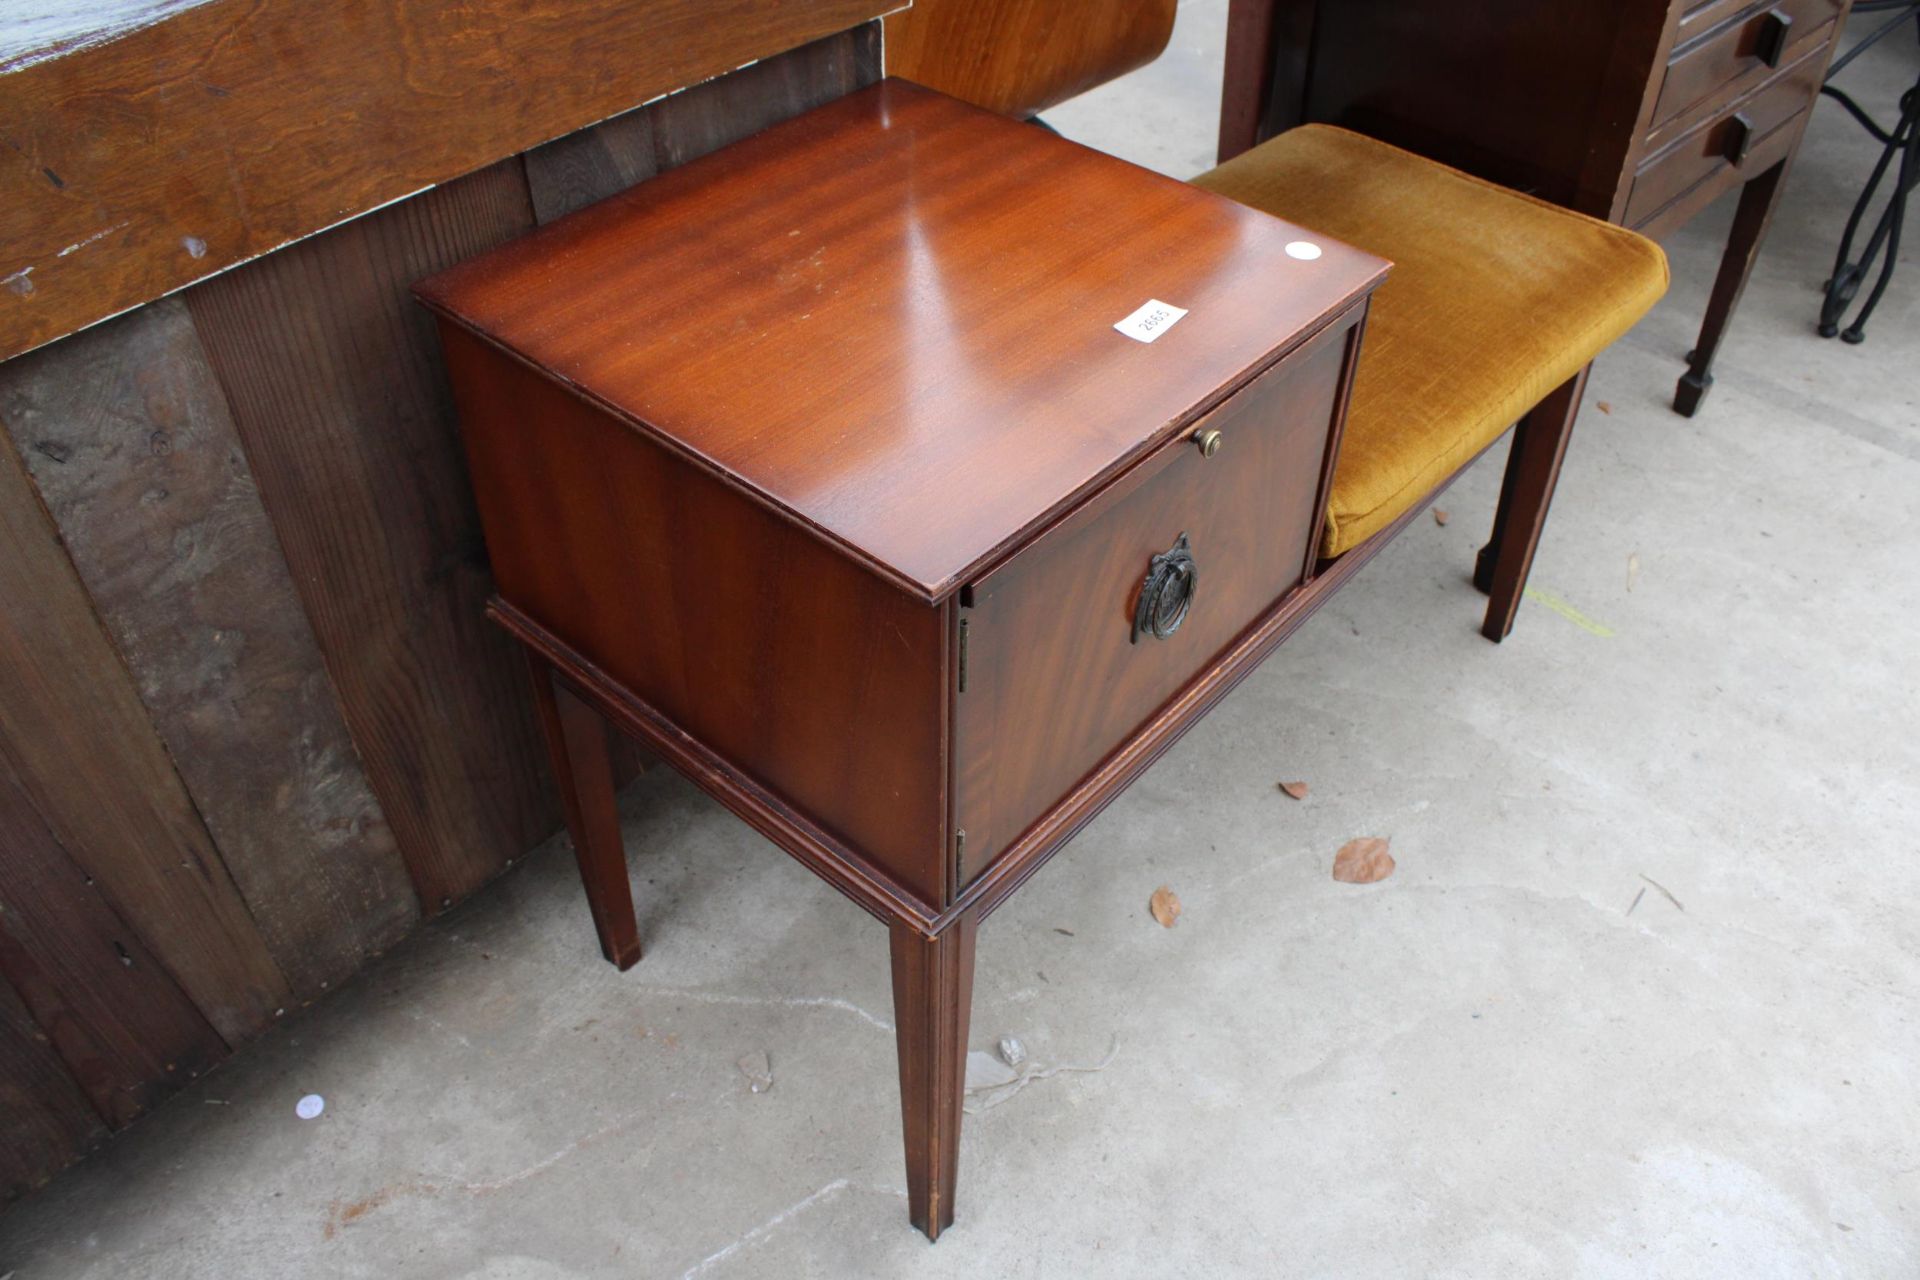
xmin=1523 ymin=586 xmax=1615 ymax=638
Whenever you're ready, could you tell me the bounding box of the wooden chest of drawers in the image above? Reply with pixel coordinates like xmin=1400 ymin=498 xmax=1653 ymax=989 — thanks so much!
xmin=1221 ymin=0 xmax=1854 ymax=414
xmin=1631 ymin=0 xmax=1848 ymax=234
xmin=1627 ymin=39 xmax=1830 ymax=228
xmin=417 ymin=80 xmax=1387 ymax=1237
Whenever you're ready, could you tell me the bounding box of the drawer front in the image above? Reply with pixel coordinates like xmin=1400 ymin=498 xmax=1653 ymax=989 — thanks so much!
xmin=1653 ymin=0 xmax=1839 ymax=129
xmin=1674 ymin=0 xmax=1758 ymax=43
xmin=1627 ymin=48 xmax=1823 ymax=228
xmin=1675 ymin=0 xmax=1776 ymax=48
xmin=950 ymin=320 xmax=1356 ymax=888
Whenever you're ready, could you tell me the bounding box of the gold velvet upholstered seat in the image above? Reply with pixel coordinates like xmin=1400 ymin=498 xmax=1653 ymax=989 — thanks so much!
xmin=1193 ymin=125 xmax=1669 ymax=638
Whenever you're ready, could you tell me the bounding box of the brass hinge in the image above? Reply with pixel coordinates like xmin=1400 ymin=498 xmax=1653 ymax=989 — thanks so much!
xmin=954 ymin=828 xmax=967 ymax=889
xmin=957 ymin=617 xmax=969 ymax=693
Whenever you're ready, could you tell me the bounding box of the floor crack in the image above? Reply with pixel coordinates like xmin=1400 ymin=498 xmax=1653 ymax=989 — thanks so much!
xmin=677 ymin=1178 xmax=874 ymax=1278
xmin=621 ymin=985 xmax=893 ymax=1032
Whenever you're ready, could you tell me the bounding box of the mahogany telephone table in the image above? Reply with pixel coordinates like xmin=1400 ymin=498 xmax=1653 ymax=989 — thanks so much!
xmin=417 ymin=80 xmax=1388 ymax=1239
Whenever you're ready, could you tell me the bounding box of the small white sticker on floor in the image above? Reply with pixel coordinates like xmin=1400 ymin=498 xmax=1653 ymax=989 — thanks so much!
xmin=295 ymin=1094 xmax=325 ymax=1120
xmin=1113 ymin=299 xmax=1188 ymax=343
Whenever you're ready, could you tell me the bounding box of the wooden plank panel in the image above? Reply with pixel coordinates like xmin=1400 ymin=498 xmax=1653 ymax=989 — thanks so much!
xmin=0 ymin=0 xmax=901 ymax=360
xmin=0 ymin=743 xmax=228 ymax=1127
xmin=522 ymin=13 xmax=880 ymax=238
xmin=650 ymin=24 xmax=885 ymax=170
xmin=522 ymin=109 xmax=660 ymax=227
xmin=0 ymin=300 xmax=418 ymax=998
xmin=0 ymin=432 xmax=288 ymax=1044
xmin=186 ymin=160 xmax=554 ymax=912
xmin=0 ymin=975 xmax=105 ymax=1205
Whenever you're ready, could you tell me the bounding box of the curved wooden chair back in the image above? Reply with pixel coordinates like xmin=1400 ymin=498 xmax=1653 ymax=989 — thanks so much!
xmin=885 ymin=0 xmax=1178 ymax=120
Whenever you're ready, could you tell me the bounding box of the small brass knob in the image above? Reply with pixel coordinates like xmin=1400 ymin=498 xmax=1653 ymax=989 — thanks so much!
xmin=1194 ymin=428 xmax=1224 ymax=458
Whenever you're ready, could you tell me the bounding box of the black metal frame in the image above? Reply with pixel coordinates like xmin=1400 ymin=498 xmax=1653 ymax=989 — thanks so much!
xmin=1816 ymin=0 xmax=1920 ymax=343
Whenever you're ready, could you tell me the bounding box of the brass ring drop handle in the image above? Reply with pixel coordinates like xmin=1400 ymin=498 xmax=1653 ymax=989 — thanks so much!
xmin=1132 ymin=533 xmax=1196 ymax=644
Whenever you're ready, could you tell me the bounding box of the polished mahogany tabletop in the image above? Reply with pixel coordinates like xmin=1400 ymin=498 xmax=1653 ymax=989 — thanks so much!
xmin=418 ymin=79 xmax=1386 ymax=601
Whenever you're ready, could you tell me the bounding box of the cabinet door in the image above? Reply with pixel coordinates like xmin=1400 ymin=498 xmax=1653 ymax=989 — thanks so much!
xmin=952 ymin=322 xmax=1354 ymax=888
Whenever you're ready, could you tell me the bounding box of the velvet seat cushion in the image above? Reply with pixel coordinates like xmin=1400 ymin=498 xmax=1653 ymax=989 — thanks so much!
xmin=1192 ymin=125 xmax=1670 ymax=558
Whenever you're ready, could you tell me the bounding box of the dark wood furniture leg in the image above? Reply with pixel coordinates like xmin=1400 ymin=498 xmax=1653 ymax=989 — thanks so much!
xmin=1472 ymin=428 xmax=1529 ymax=596
xmin=889 ymin=911 xmax=978 ymax=1241
xmin=1674 ymin=157 xmax=1791 ymax=417
xmin=525 ymin=650 xmax=642 ymax=970
xmin=1480 ymin=366 xmax=1592 ymax=642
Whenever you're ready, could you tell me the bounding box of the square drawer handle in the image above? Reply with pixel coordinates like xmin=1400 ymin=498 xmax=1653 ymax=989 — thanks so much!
xmin=1756 ymin=9 xmax=1794 ymax=68
xmin=1722 ymin=112 xmax=1756 ymax=166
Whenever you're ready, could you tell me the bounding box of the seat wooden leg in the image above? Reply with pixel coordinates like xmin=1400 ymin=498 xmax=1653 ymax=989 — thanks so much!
xmin=525 ymin=650 xmax=641 ymax=970
xmin=1480 ymin=367 xmax=1591 ymax=643
xmin=1675 ymin=157 xmax=1790 ymax=417
xmin=889 ymin=911 xmax=977 ymax=1241
xmin=1472 ymin=424 xmax=1531 ymax=595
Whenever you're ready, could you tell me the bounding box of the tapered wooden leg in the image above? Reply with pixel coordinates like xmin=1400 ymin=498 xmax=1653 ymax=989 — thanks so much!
xmin=889 ymin=912 xmax=977 ymax=1241
xmin=1472 ymin=424 xmax=1530 ymax=595
xmin=1481 ymin=367 xmax=1591 ymax=643
xmin=525 ymin=650 xmax=641 ymax=970
xmin=1674 ymin=158 xmax=1790 ymax=417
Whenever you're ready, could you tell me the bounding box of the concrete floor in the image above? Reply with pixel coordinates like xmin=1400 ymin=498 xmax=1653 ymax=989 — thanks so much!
xmin=5 ymin=6 xmax=1918 ymax=1277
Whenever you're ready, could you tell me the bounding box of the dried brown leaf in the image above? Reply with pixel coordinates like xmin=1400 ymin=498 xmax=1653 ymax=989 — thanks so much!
xmin=1148 ymin=885 xmax=1182 ymax=928
xmin=1332 ymin=837 xmax=1394 ymax=884
xmin=1432 ymin=507 xmax=1450 ymax=526
xmin=1278 ymin=780 xmax=1310 ymax=801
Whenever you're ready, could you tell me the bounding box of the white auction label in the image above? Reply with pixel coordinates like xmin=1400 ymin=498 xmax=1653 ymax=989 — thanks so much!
xmin=1113 ymin=298 xmax=1188 ymax=344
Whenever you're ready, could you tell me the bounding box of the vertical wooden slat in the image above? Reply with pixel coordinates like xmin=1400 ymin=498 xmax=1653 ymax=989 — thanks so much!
xmin=523 ymin=110 xmax=660 ymax=224
xmin=0 ymin=975 xmax=105 ymax=1205
xmin=0 ymin=0 xmax=901 ymax=362
xmin=0 ymin=29 xmax=892 ymax=1201
xmin=0 ymin=300 xmax=417 ymax=999
xmin=0 ymin=745 xmax=228 ymax=1126
xmin=649 ymin=25 xmax=883 ymax=169
xmin=0 ymin=432 xmax=289 ymax=1044
xmin=522 ymin=25 xmax=882 ymax=226
xmin=186 ymin=159 xmax=554 ymax=912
